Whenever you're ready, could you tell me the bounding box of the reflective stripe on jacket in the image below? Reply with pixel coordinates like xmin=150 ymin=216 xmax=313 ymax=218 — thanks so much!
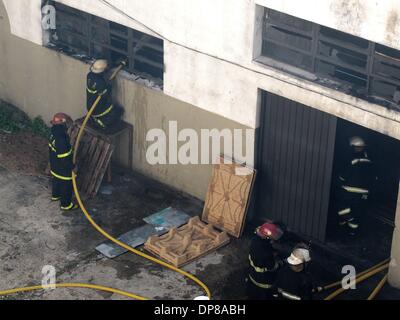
xmin=49 ymin=125 xmax=73 ymax=180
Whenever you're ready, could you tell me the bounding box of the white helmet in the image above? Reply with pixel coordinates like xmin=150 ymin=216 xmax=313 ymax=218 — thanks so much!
xmin=287 ymin=248 xmax=311 ymax=266
xmin=349 ymin=136 xmax=366 ymax=148
xmin=91 ymin=59 xmax=108 ymax=74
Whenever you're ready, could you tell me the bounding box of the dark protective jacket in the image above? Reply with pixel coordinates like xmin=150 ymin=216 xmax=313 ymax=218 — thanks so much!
xmin=87 ymin=71 xmax=114 ymax=119
xmin=339 ymin=150 xmax=377 ymax=192
xmin=276 ymin=265 xmax=314 ymax=300
xmin=248 ymin=236 xmax=280 ymax=290
xmin=49 ymin=125 xmax=74 ymax=180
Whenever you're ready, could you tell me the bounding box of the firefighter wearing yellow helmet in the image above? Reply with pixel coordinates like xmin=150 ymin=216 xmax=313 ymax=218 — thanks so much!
xmin=86 ymin=59 xmax=124 ymax=132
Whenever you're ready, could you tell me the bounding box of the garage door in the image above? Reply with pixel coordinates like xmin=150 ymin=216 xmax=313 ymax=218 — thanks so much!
xmin=257 ymin=91 xmax=337 ymax=241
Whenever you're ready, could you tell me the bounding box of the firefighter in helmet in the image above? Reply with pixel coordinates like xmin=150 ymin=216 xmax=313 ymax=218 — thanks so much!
xmin=246 ymin=222 xmax=284 ymax=300
xmin=86 ymin=59 xmax=124 ymax=131
xmin=336 ymin=136 xmax=377 ymax=236
xmin=49 ymin=113 xmax=79 ymax=211
xmin=276 ymin=243 xmax=314 ymax=300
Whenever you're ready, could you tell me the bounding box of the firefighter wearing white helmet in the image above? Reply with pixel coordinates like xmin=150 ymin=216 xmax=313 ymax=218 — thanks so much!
xmin=246 ymin=222 xmax=285 ymax=300
xmin=349 ymin=136 xmax=366 ymax=148
xmin=276 ymin=244 xmax=314 ymax=300
xmin=335 ymin=136 xmax=378 ymax=236
xmin=87 ymin=59 xmax=125 ymax=132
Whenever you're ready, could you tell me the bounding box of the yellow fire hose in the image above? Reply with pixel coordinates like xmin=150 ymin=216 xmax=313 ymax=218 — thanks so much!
xmin=318 ymin=258 xmax=390 ymax=292
xmin=72 ymin=62 xmax=211 ymax=299
xmin=324 ymin=263 xmax=389 ymax=300
xmin=0 ymin=283 xmax=146 ymax=300
xmin=0 ymin=61 xmax=211 ymax=300
xmin=0 ymin=62 xmax=393 ymax=301
xmin=367 ymin=273 xmax=388 ymax=300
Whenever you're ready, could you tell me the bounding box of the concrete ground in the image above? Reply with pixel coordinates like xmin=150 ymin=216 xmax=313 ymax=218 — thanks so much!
xmin=1 ymin=164 xmax=400 ymax=300
xmin=0 ymin=165 xmax=249 ymax=300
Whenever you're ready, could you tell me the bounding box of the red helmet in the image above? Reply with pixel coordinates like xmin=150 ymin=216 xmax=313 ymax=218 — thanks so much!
xmin=51 ymin=113 xmax=72 ymax=125
xmin=256 ymin=223 xmax=283 ymax=240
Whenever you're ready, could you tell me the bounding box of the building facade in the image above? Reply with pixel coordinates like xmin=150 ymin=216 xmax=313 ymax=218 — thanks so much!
xmin=1 ymin=0 xmax=400 ymax=287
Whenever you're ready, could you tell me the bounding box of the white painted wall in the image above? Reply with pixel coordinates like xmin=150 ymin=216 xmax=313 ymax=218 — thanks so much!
xmin=2 ymin=0 xmax=400 ymax=134
xmin=255 ymin=0 xmax=400 ymax=50
xmin=2 ymin=0 xmax=42 ymax=45
xmin=3 ymin=0 xmax=400 ymax=289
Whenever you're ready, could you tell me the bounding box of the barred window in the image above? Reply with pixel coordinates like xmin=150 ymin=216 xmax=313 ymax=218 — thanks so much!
xmin=46 ymin=1 xmax=164 ymax=87
xmin=261 ymin=8 xmax=400 ymax=110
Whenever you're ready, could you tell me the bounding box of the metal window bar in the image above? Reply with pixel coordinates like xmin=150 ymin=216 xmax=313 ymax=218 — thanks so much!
xmin=262 ymin=7 xmax=400 ymax=104
xmin=49 ymin=1 xmax=163 ymax=81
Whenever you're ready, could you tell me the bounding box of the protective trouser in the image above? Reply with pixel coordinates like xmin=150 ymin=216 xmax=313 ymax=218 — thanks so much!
xmin=90 ymin=104 xmax=124 ymax=132
xmin=246 ymin=255 xmax=278 ymax=300
xmin=246 ymin=277 xmax=275 ymax=300
xmin=52 ymin=177 xmax=74 ymax=210
xmin=337 ymin=186 xmax=369 ymax=235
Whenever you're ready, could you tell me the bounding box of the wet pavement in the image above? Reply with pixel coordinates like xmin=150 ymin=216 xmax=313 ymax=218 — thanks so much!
xmin=0 ymin=164 xmax=399 ymax=300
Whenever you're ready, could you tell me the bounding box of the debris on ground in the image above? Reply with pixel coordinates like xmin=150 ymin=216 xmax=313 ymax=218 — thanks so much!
xmin=0 ymin=131 xmax=48 ymax=176
xmin=99 ymin=184 xmax=114 ymax=195
xmin=0 ymin=101 xmax=50 ymax=176
xmin=96 ymin=207 xmax=191 ymax=259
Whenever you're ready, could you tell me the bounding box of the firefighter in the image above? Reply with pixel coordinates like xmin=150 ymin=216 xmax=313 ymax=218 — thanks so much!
xmin=336 ymin=136 xmax=377 ymax=236
xmin=87 ymin=59 xmax=124 ymax=131
xmin=49 ymin=113 xmax=79 ymax=211
xmin=276 ymin=244 xmax=314 ymax=301
xmin=246 ymin=222 xmax=284 ymax=300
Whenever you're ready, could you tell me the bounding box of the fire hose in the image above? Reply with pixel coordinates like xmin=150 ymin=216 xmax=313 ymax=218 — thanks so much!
xmin=319 ymin=259 xmax=390 ymax=300
xmin=0 ymin=60 xmax=211 ymax=300
xmin=0 ymin=61 xmax=393 ymax=301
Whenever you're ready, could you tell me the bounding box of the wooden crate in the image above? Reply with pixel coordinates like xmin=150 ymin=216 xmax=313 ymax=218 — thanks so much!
xmin=69 ymin=122 xmax=114 ymax=197
xmin=144 ymin=216 xmax=230 ymax=267
xmin=202 ymin=157 xmax=256 ymax=238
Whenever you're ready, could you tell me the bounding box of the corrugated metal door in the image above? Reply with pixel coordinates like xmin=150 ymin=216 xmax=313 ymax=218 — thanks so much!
xmin=257 ymin=91 xmax=337 ymax=241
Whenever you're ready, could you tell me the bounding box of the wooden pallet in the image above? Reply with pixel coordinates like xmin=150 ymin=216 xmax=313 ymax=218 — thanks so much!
xmin=202 ymin=156 xmax=256 ymax=238
xmin=69 ymin=122 xmax=114 ymax=197
xmin=144 ymin=216 xmax=230 ymax=267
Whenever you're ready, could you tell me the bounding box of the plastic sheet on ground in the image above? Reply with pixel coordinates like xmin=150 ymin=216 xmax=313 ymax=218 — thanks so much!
xmin=96 ymin=207 xmax=192 ymax=258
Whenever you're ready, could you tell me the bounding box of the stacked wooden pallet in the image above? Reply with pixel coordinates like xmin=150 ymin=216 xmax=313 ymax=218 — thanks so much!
xmin=144 ymin=157 xmax=256 ymax=267
xmin=202 ymin=157 xmax=256 ymax=238
xmin=69 ymin=122 xmax=114 ymax=198
xmin=145 ymin=216 xmax=230 ymax=267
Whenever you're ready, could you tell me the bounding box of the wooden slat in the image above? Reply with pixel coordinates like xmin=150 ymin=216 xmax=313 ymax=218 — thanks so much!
xmin=84 ymin=139 xmax=104 ymax=193
xmin=69 ymin=122 xmax=114 ymax=197
xmin=202 ymin=156 xmax=256 ymax=238
xmin=89 ymin=142 xmax=112 ymax=196
xmin=144 ymin=217 xmax=230 ymax=267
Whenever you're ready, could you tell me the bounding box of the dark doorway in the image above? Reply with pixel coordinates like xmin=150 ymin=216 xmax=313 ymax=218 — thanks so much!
xmin=326 ymin=119 xmax=399 ymax=261
xmin=256 ymin=91 xmax=337 ymax=242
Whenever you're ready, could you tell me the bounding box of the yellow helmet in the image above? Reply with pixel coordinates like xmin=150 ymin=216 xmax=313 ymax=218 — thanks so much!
xmin=90 ymin=59 xmax=108 ymax=74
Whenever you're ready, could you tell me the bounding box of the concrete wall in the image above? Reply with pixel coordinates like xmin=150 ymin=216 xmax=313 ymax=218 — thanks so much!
xmin=256 ymin=0 xmax=400 ymax=50
xmin=389 ymin=183 xmax=400 ymax=288
xmin=0 ymin=2 xmax=250 ymax=200
xmin=2 ymin=0 xmax=400 ymax=136
xmin=2 ymin=0 xmax=400 ymax=287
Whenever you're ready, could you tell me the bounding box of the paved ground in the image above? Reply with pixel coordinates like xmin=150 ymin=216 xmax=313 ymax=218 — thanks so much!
xmin=1 ymin=164 xmax=400 ymax=300
xmin=0 ymin=165 xmax=250 ymax=300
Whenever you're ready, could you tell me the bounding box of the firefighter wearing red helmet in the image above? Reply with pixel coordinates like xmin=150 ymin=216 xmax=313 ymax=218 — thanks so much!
xmin=246 ymin=222 xmax=284 ymax=300
xmin=49 ymin=113 xmax=78 ymax=211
